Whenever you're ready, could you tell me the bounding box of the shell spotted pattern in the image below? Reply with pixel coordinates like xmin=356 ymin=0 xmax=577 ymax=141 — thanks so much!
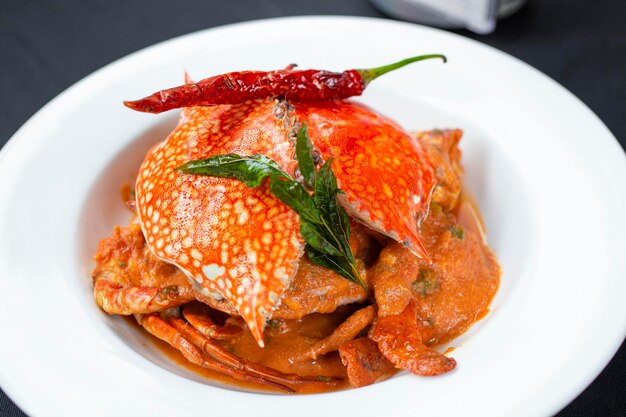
xmin=295 ymin=101 xmax=436 ymax=261
xmin=135 ymin=100 xmax=303 ymax=346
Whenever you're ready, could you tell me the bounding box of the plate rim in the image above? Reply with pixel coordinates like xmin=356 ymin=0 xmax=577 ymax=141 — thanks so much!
xmin=0 ymin=15 xmax=625 ymax=417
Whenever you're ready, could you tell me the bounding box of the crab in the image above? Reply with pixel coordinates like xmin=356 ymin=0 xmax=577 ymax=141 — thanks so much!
xmin=133 ymin=99 xmax=434 ymax=341
xmin=94 ymin=96 xmax=499 ymax=390
xmin=93 ymin=220 xmax=374 ymax=391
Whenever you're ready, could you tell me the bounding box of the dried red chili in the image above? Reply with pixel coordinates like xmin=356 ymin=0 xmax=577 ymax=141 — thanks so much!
xmin=124 ymin=54 xmax=446 ymax=113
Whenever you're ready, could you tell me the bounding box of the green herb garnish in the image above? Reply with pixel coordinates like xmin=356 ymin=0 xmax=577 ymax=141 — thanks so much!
xmin=161 ymin=285 xmax=179 ymax=296
xmin=176 ymin=123 xmax=367 ymax=290
xmin=411 ymin=267 xmax=440 ymax=297
xmin=448 ymin=224 xmax=464 ymax=240
xmin=296 ymin=123 xmax=316 ymax=189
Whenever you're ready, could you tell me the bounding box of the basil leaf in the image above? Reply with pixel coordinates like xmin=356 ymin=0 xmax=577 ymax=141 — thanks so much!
xmin=177 ymin=154 xmax=282 ymax=188
xmin=295 ymin=123 xmax=316 ymax=189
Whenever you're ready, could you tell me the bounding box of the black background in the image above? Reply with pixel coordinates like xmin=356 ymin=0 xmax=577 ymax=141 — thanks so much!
xmin=1 ymin=0 xmax=624 ymax=416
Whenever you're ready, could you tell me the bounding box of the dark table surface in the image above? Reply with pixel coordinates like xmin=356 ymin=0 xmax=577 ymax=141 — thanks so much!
xmin=1 ymin=0 xmax=624 ymax=415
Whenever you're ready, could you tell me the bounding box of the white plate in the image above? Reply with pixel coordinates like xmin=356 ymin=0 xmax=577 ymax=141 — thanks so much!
xmin=0 ymin=16 xmax=624 ymax=417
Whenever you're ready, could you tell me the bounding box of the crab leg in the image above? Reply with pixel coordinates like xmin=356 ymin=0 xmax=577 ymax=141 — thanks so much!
xmin=370 ymin=301 xmax=456 ymax=376
xmin=163 ymin=310 xmax=339 ymax=388
xmin=94 ymin=279 xmax=192 ymax=315
xmin=93 ymin=225 xmax=197 ymax=315
xmin=338 ymin=337 xmax=394 ymax=388
xmin=135 ymin=313 xmax=294 ymax=392
xmin=298 ymin=305 xmax=376 ymax=361
xmin=181 ymin=302 xmax=243 ymax=340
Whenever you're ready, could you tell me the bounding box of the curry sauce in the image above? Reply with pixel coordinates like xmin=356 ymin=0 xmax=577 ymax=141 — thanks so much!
xmin=120 ymin=190 xmax=499 ymax=393
xmin=94 ymin=127 xmax=501 ymax=393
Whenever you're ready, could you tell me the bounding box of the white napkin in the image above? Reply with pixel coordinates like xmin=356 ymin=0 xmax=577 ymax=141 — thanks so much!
xmin=404 ymin=0 xmax=497 ymax=33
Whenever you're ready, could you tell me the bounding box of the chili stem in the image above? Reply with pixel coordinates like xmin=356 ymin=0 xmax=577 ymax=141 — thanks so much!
xmin=357 ymin=54 xmax=447 ymax=86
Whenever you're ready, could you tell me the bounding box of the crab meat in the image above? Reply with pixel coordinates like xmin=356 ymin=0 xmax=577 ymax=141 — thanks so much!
xmin=93 ymin=224 xmax=196 ymax=314
xmin=298 ymin=305 xmax=376 ymax=361
xmin=134 ymin=99 xmax=436 ymax=345
xmin=369 ymin=301 xmax=456 ymax=376
xmin=92 ymin=224 xmax=373 ymax=391
xmin=338 ymin=337 xmax=394 ymax=388
xmin=416 ymin=129 xmax=463 ymax=212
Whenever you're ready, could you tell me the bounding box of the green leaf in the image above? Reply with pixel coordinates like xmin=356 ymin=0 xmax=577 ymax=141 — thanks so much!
xmin=315 ymin=159 xmax=353 ymax=261
xmin=266 ymin=319 xmax=280 ymax=329
xmin=305 ymin=245 xmax=357 ymax=283
xmin=177 ymin=155 xmax=322 ymax=225
xmin=176 ymin=154 xmax=282 ymax=188
xmin=410 ymin=267 xmax=440 ymax=297
xmin=300 ymin=221 xmax=341 ymax=257
xmin=176 ymin=127 xmax=368 ymax=292
xmin=268 ymin=174 xmax=321 ymax=225
xmin=295 ymin=123 xmax=316 ymax=189
xmin=448 ymin=224 xmax=464 ymax=240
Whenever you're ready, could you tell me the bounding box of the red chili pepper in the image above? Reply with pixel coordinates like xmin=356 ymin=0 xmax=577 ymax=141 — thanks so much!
xmin=124 ymin=54 xmax=446 ymax=113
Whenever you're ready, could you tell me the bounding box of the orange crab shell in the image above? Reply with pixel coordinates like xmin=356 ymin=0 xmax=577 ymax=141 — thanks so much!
xmin=135 ymin=101 xmax=303 ymax=346
xmin=135 ymin=98 xmax=436 ymax=347
xmin=294 ymin=101 xmax=435 ymax=261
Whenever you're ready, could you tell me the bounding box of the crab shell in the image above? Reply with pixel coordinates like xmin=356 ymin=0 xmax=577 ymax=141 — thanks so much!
xmin=135 ymin=99 xmax=435 ymax=346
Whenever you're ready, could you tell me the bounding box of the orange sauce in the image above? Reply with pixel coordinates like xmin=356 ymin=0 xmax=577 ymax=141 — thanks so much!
xmin=114 ymin=189 xmax=499 ymax=393
xmin=133 ymin=308 xmax=364 ymax=394
xmin=120 ymin=183 xmax=133 ymax=203
xmin=454 ymin=189 xmax=487 ymax=243
xmin=443 ymin=346 xmax=455 ymax=355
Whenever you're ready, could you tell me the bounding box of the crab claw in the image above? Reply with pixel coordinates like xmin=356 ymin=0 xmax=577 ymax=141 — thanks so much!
xmin=370 ymin=301 xmax=456 ymax=376
xmin=295 ymin=101 xmax=435 ymax=261
xmin=135 ymin=101 xmax=303 ymax=346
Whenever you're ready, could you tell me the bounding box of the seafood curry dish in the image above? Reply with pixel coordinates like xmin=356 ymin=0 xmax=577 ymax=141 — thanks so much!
xmin=92 ymin=56 xmax=500 ymax=393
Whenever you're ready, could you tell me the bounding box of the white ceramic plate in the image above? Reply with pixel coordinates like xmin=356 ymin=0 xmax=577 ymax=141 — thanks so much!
xmin=0 ymin=16 xmax=624 ymax=417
